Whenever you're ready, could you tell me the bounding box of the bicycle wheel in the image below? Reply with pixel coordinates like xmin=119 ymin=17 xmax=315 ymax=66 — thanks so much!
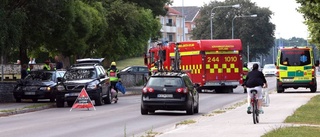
xmin=252 ymin=101 xmax=257 ymax=124
xmin=255 ymin=99 xmax=260 ymax=123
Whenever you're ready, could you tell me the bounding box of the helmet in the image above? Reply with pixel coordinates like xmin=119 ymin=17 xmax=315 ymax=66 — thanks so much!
xmin=243 ymin=62 xmax=247 ymax=68
xmin=111 ymin=61 xmax=116 ymax=66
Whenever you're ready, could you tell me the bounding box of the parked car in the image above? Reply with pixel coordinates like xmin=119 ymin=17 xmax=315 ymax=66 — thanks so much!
xmin=141 ymin=72 xmax=199 ymax=115
xmin=13 ymin=70 xmax=66 ymax=102
xmin=248 ymin=62 xmax=262 ymax=71
xmin=120 ymin=66 xmax=149 ymax=77
xmin=55 ymin=58 xmax=112 ymax=107
xmin=262 ymin=64 xmax=277 ymax=77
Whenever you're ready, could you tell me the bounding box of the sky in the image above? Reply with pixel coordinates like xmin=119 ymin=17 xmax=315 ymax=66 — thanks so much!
xmin=172 ymin=0 xmax=308 ymax=39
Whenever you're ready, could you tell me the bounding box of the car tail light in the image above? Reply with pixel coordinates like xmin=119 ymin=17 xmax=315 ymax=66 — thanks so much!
xmin=176 ymin=87 xmax=188 ymax=94
xmin=142 ymin=87 xmax=154 ymax=94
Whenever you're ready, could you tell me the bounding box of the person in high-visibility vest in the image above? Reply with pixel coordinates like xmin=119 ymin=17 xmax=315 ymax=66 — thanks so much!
xmin=43 ymin=60 xmax=51 ymax=70
xmin=149 ymin=62 xmax=158 ymax=76
xmin=242 ymin=62 xmax=250 ymax=93
xmin=27 ymin=63 xmax=34 ymax=73
xmin=107 ymin=61 xmax=120 ymax=103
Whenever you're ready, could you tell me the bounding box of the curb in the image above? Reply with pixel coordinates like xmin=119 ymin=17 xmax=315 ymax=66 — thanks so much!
xmin=0 ymin=90 xmax=142 ymax=117
xmin=0 ymin=103 xmax=55 ymax=117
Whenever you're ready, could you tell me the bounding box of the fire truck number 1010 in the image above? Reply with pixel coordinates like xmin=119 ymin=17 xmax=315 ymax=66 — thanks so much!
xmin=207 ymin=56 xmax=237 ymax=63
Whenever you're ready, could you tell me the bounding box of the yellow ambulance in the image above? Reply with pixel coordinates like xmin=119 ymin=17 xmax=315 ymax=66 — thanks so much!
xmin=276 ymin=46 xmax=318 ymax=93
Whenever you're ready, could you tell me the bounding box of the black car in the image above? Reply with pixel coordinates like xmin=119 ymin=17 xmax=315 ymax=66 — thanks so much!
xmin=120 ymin=66 xmax=149 ymax=76
xmin=141 ymin=72 xmax=199 ymax=115
xmin=55 ymin=58 xmax=112 ymax=107
xmin=13 ymin=70 xmax=66 ymax=102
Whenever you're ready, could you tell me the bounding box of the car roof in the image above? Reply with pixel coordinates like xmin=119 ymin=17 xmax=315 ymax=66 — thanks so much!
xmin=123 ymin=65 xmax=147 ymax=68
xmin=264 ymin=64 xmax=275 ymax=66
xmin=76 ymin=58 xmax=104 ymax=64
xmin=70 ymin=65 xmax=96 ymax=69
xmin=152 ymin=71 xmax=188 ymax=78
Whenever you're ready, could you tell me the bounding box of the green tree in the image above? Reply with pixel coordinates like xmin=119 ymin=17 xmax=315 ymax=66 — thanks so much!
xmin=98 ymin=0 xmax=161 ymax=62
xmin=123 ymin=0 xmax=172 ymax=16
xmin=296 ymin=0 xmax=320 ymax=47
xmin=192 ymin=0 xmax=275 ymax=61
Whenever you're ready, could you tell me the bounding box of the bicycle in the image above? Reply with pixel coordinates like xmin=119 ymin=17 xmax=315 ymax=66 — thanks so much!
xmin=249 ymin=89 xmax=259 ymax=124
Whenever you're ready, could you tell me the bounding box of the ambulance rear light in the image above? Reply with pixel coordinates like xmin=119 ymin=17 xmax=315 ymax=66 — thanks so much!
xmin=276 ymin=66 xmax=279 ymax=77
xmin=312 ymin=66 xmax=315 ymax=76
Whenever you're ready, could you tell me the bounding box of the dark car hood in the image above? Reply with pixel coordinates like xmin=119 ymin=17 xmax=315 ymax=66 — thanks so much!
xmin=18 ymin=80 xmax=55 ymax=87
xmin=63 ymin=79 xmax=95 ymax=85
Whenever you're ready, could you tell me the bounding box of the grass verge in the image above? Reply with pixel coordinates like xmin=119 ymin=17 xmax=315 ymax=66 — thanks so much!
xmin=176 ymin=120 xmax=196 ymax=127
xmin=284 ymin=95 xmax=320 ymax=125
xmin=116 ymin=57 xmax=145 ymax=70
xmin=262 ymin=126 xmax=320 ymax=137
xmin=263 ymin=95 xmax=320 ymax=136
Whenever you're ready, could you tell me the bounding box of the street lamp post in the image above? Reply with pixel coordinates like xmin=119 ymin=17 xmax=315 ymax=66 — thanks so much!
xmin=232 ymin=14 xmax=257 ymax=39
xmin=210 ymin=4 xmax=240 ymax=39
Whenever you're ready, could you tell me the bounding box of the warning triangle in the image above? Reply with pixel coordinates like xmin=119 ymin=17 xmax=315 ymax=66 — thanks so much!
xmin=70 ymin=88 xmax=96 ymax=111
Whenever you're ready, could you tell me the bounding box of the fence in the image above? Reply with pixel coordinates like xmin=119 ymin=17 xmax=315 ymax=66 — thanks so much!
xmin=0 ymin=64 xmax=44 ymax=81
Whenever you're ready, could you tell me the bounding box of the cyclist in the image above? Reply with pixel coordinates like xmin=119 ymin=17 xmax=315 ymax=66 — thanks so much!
xmin=244 ymin=63 xmax=268 ymax=114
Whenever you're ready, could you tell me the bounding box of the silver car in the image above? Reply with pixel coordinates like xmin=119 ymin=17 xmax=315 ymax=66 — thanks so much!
xmin=262 ymin=64 xmax=277 ymax=76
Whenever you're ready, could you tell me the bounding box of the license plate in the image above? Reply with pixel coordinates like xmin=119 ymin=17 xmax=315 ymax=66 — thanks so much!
xmin=157 ymin=94 xmax=173 ymax=98
xmin=283 ymin=79 xmax=294 ymax=82
xmin=25 ymin=92 xmax=35 ymax=95
xmin=65 ymin=93 xmax=79 ymax=97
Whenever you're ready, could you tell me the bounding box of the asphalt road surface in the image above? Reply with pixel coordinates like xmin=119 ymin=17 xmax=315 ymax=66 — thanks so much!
xmin=0 ymin=77 xmax=277 ymax=137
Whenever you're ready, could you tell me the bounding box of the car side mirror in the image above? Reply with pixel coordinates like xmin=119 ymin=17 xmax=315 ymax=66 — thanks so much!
xmin=194 ymin=83 xmax=200 ymax=88
xmin=99 ymin=74 xmax=105 ymax=78
xmin=144 ymin=53 xmax=148 ymax=65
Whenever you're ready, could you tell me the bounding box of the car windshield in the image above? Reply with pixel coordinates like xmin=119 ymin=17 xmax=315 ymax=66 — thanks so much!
xmin=264 ymin=65 xmax=276 ymax=69
xmin=64 ymin=69 xmax=96 ymax=80
xmin=121 ymin=66 xmax=133 ymax=72
xmin=280 ymin=49 xmax=311 ymax=66
xmin=147 ymin=77 xmax=183 ymax=87
xmin=25 ymin=71 xmax=54 ymax=81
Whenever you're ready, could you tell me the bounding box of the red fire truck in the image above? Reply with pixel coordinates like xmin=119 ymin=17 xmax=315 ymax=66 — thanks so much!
xmin=145 ymin=39 xmax=244 ymax=93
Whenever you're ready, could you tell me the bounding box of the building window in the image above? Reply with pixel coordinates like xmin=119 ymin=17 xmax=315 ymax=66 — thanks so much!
xmin=166 ymin=19 xmax=173 ymax=26
xmin=168 ymin=33 xmax=174 ymax=42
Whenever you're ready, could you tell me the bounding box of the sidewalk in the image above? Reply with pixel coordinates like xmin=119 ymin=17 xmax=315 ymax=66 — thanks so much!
xmin=158 ymin=92 xmax=320 ymax=137
xmin=0 ymin=86 xmax=142 ymax=117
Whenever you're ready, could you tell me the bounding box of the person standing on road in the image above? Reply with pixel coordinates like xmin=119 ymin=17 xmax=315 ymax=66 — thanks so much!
xmin=244 ymin=63 xmax=267 ymax=114
xmin=43 ymin=60 xmax=52 ymax=70
xmin=107 ymin=61 xmax=121 ymax=103
xmin=21 ymin=64 xmax=28 ymax=79
xmin=242 ymin=62 xmax=249 ymax=93
xmin=54 ymin=56 xmax=63 ymax=69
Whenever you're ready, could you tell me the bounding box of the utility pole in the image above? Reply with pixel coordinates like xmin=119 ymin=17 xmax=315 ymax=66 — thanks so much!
xmin=182 ymin=0 xmax=185 ymax=41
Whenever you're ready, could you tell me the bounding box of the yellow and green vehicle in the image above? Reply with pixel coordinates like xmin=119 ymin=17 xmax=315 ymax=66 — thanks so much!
xmin=276 ymin=46 xmax=318 ymax=93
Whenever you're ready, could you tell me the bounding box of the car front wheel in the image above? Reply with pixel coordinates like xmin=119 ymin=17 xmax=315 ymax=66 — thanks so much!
xmin=15 ymin=97 xmax=22 ymax=103
xmin=95 ymin=92 xmax=103 ymax=106
xmin=56 ymin=98 xmax=64 ymax=108
xmin=104 ymin=89 xmax=112 ymax=104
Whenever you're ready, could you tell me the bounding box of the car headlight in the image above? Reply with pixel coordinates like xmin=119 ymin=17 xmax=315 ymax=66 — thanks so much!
xmin=56 ymin=85 xmax=65 ymax=91
xmin=87 ymin=80 xmax=99 ymax=90
xmin=87 ymin=84 xmax=97 ymax=90
xmin=40 ymin=87 xmax=51 ymax=91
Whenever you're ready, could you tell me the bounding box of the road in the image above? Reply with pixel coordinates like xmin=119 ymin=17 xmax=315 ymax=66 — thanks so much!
xmin=0 ymin=77 xmax=277 ymax=137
